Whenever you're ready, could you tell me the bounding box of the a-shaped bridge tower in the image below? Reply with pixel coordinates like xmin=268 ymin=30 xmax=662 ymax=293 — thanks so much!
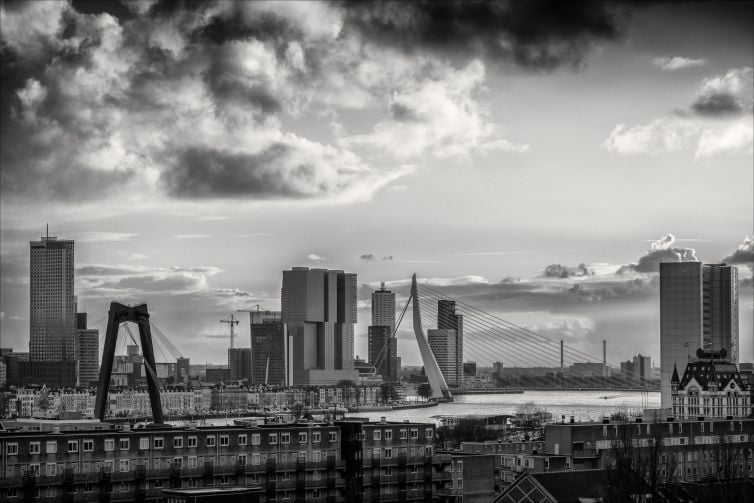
xmin=94 ymin=302 xmax=164 ymax=423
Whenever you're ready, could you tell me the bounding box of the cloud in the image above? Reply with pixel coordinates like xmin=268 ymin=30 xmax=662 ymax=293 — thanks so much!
xmin=602 ymin=67 xmax=753 ymax=158
xmin=543 ymin=263 xmax=593 ymax=278
xmin=382 ymin=256 xmax=393 ymax=261
xmin=652 ymin=56 xmax=706 ymax=71
xmin=341 ymin=0 xmax=630 ymax=70
xmin=71 ymin=232 xmax=140 ymax=243
xmin=307 ymin=254 xmax=326 ymax=261
xmin=172 ymin=234 xmax=211 ymax=239
xmin=722 ymin=237 xmax=754 ymax=265
xmin=360 ymin=254 xmax=376 ymax=261
xmin=343 ymin=60 xmax=529 ymax=159
xmin=617 ymin=233 xmax=698 ymax=274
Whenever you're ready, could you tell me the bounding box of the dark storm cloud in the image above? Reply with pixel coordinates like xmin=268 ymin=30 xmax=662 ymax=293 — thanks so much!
xmin=691 ymin=92 xmax=743 ymax=117
xmin=162 ymin=145 xmax=336 ymax=198
xmin=360 ymin=254 xmax=377 ymax=261
xmin=341 ymin=0 xmax=630 ymax=70
xmin=721 ymin=237 xmax=754 ymax=265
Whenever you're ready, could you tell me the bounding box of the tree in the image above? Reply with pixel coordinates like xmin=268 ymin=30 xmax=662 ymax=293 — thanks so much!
xmin=380 ymin=383 xmax=396 ymax=404
xmin=417 ymin=383 xmax=433 ymax=401
xmin=292 ymin=402 xmax=304 ymax=421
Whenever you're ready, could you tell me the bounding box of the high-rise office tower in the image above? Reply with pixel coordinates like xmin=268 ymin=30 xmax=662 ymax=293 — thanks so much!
xmin=176 ymin=357 xmax=190 ymax=384
xmin=228 ymin=347 xmax=252 ymax=381
xmin=660 ymin=262 xmax=739 ymax=408
xmin=371 ymin=283 xmax=396 ymax=329
xmin=27 ymin=234 xmax=78 ymax=387
xmin=427 ymin=328 xmax=459 ymax=386
xmin=368 ymin=325 xmax=398 ymax=382
xmin=281 ymin=267 xmax=357 ymax=385
xmin=437 ymin=300 xmax=463 ymax=387
xmin=249 ymin=311 xmax=289 ymax=386
xmin=76 ymin=312 xmax=100 ymax=387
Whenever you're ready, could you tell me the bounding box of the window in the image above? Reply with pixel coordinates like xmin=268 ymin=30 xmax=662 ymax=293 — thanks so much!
xmin=374 ymin=430 xmax=382 ymax=441
xmin=281 ymin=433 xmax=290 ymax=444
xmin=426 ymin=428 xmax=433 ymax=438
xmin=457 ymin=479 xmax=463 ymax=489
xmin=238 ymin=434 xmax=247 ymax=446
xmin=385 ymin=448 xmax=393 ymax=459
xmin=252 ymin=453 xmax=261 ymax=465
xmin=457 ymin=461 xmax=463 ymax=472
xmin=173 ymin=437 xmax=183 ymax=448
xmin=299 ymin=432 xmax=307 ymax=443
xmin=104 ymin=439 xmax=114 ymax=452
xmin=238 ymin=454 xmax=246 ymax=466
xmin=173 ymin=457 xmax=183 ymax=469
xmin=83 ymin=439 xmax=94 ymax=452
xmin=400 ymin=429 xmax=407 ymax=440
xmin=188 ymin=436 xmax=197 ymax=448
xmin=385 ymin=430 xmax=392 ymax=440
xmin=269 ymin=433 xmax=278 ymax=445
xmin=411 ymin=465 xmax=418 ymax=473
xmin=219 ymin=435 xmax=229 ymax=447
xmin=119 ymin=439 xmax=129 ymax=450
xmin=83 ymin=483 xmax=93 ymax=493
xmin=46 ymin=441 xmax=57 ymax=454
xmin=312 ymin=432 xmax=321 ymax=443
xmin=29 ymin=442 xmax=40 ymax=455
xmin=410 ymin=429 xmax=418 ymax=439
xmin=119 ymin=459 xmax=129 ymax=472
xmin=46 ymin=463 xmax=56 ymax=476
xmin=425 ymin=446 xmax=432 ymax=456
xmin=188 ymin=457 xmax=197 ymax=469
xmin=313 ymin=451 xmax=322 ymax=462
xmin=139 ymin=438 xmax=149 ymax=450
xmin=282 ymin=490 xmax=291 ymax=500
xmin=373 ymin=448 xmax=381 ymax=459
xmin=6 ymin=488 xmax=17 ymax=498
xmin=384 ymin=467 xmax=393 ymax=476
xmin=103 ymin=460 xmax=114 ymax=472
xmin=329 ymin=431 xmax=337 ymax=442
xmin=68 ymin=440 xmax=79 ymax=453
xmin=298 ymin=451 xmax=307 ymax=462
xmin=154 ymin=438 xmax=164 ymax=450
xmin=206 ymin=436 xmax=216 ymax=447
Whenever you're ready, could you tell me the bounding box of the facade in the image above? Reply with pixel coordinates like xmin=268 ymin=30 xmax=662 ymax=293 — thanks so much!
xmin=371 ymin=284 xmax=396 ymax=329
xmin=29 ymin=236 xmax=77 ymax=387
xmin=671 ymin=349 xmax=750 ymax=420
xmin=620 ymin=354 xmax=651 ymax=380
xmin=437 ymin=452 xmax=496 ymax=503
xmin=250 ymin=311 xmax=289 ymax=386
xmin=228 ymin=348 xmax=252 ymax=382
xmin=281 ymin=267 xmax=358 ymax=385
xmin=428 ymin=329 xmax=459 ymax=387
xmin=176 ymin=358 xmax=190 ymax=384
xmin=437 ymin=301 xmax=463 ymax=387
xmin=368 ymin=326 xmax=398 ymax=383
xmin=76 ymin=313 xmax=100 ymax=387
xmin=660 ymin=262 xmax=739 ymax=409
xmin=0 ymin=418 xmax=450 ymax=502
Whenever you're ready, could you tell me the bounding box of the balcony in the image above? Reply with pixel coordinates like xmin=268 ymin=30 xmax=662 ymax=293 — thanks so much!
xmin=572 ymin=448 xmax=598 ymax=459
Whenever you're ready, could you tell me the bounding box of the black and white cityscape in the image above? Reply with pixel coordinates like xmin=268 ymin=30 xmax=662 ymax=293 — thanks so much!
xmin=1 ymin=1 xmax=753 ymax=502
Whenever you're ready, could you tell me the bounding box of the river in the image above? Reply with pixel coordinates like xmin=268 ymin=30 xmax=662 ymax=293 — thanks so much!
xmin=346 ymin=390 xmax=660 ymax=425
xmin=181 ymin=391 xmax=660 ymax=428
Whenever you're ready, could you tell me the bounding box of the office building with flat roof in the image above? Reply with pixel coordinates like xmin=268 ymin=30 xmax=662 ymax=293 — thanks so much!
xmin=660 ymin=262 xmax=739 ymax=409
xmin=281 ymin=267 xmax=358 ymax=385
xmin=249 ymin=311 xmax=289 ymax=386
xmin=371 ymin=283 xmax=396 ymax=329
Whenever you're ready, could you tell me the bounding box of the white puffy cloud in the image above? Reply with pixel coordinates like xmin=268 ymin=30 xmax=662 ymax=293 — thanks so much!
xmin=602 ymin=67 xmax=753 ymax=158
xmin=652 ymin=56 xmax=706 ymax=71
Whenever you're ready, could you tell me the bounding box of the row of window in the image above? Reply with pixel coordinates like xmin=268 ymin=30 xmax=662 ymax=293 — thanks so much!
xmin=372 ymin=428 xmax=432 ymax=441
xmin=5 ymin=431 xmax=339 ymax=456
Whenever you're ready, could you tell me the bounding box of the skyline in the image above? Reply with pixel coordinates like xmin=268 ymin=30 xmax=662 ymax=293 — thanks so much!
xmin=1 ymin=1 xmax=753 ymax=367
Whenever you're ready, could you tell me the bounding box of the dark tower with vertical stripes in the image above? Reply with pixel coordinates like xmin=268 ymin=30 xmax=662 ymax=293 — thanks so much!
xmin=95 ymin=302 xmax=164 ymax=423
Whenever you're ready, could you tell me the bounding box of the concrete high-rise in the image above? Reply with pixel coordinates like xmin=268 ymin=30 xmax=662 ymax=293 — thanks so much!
xmin=228 ymin=347 xmax=252 ymax=381
xmin=28 ymin=234 xmax=78 ymax=387
xmin=281 ymin=267 xmax=357 ymax=385
xmin=437 ymin=300 xmax=463 ymax=387
xmin=371 ymin=283 xmax=396 ymax=329
xmin=368 ymin=325 xmax=398 ymax=382
xmin=249 ymin=311 xmax=289 ymax=386
xmin=76 ymin=313 xmax=100 ymax=387
xmin=660 ymin=262 xmax=739 ymax=409
xmin=427 ymin=328 xmax=459 ymax=386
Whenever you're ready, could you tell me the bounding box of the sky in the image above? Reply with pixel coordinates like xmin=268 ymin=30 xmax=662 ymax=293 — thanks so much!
xmin=1 ymin=0 xmax=752 ymax=369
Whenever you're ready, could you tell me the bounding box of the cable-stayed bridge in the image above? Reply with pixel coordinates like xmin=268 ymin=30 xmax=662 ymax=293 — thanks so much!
xmin=373 ymin=275 xmax=658 ymax=400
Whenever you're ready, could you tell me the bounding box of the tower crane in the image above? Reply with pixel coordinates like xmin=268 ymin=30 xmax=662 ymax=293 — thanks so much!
xmin=219 ymin=314 xmax=239 ymax=349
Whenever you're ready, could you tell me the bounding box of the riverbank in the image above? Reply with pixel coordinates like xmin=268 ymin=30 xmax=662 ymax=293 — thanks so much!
xmin=350 ymin=401 xmax=439 ymax=413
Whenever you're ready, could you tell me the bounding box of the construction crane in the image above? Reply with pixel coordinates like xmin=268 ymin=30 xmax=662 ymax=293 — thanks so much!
xmin=219 ymin=314 xmax=239 ymax=349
